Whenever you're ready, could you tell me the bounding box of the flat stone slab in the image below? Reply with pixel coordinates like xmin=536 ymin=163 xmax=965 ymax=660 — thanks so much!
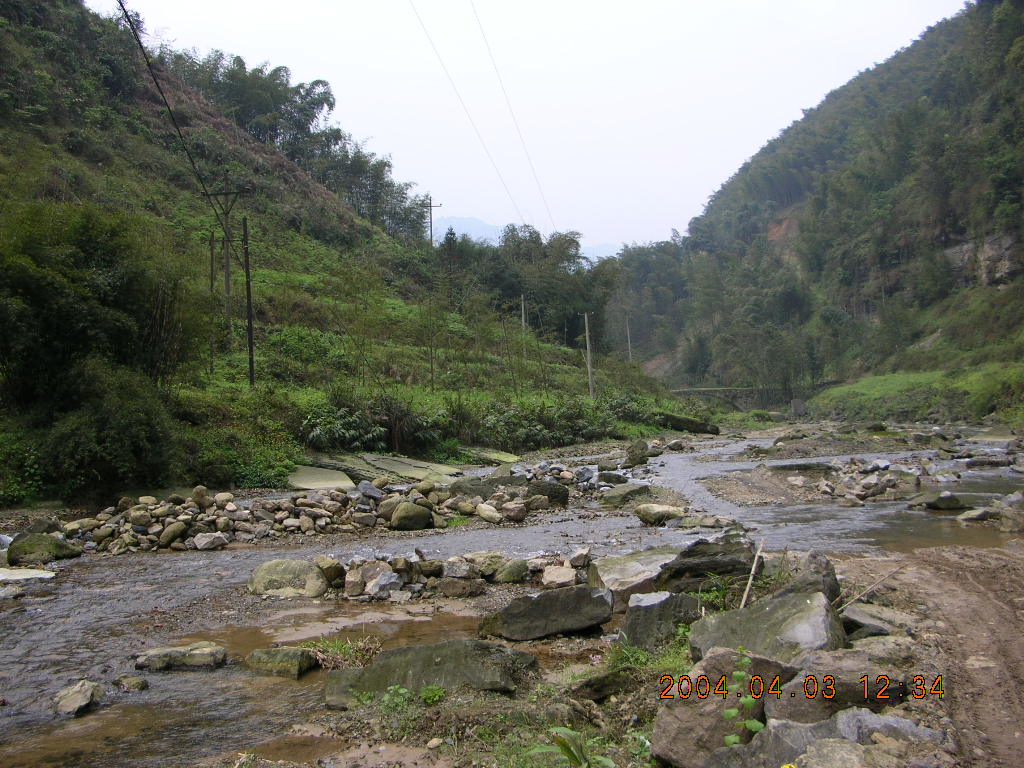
xmin=362 ymin=454 xmax=460 ymax=483
xmin=325 ymin=639 xmax=536 ymax=709
xmin=587 ymin=547 xmax=679 ymax=612
xmin=287 ymin=465 xmax=355 ymax=491
xmin=462 ymin=446 xmax=522 ymax=465
xmin=0 ymin=567 xmax=56 ymax=582
xmin=135 ymin=641 xmax=226 ymax=671
xmin=480 ymin=585 xmax=613 ymax=640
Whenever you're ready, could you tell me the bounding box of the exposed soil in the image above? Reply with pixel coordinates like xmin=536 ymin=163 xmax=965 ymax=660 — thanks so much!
xmin=702 ymin=464 xmax=833 ymax=506
xmin=837 ymin=544 xmax=1024 ymax=768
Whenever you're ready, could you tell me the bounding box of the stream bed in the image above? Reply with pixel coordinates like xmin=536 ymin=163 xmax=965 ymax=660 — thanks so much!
xmin=1 ymin=427 xmax=1020 ymax=767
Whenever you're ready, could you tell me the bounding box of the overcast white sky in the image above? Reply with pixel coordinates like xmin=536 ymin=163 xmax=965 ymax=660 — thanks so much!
xmin=88 ymin=0 xmax=967 ymax=249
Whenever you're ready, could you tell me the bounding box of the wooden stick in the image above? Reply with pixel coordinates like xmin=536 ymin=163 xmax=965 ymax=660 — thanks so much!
xmin=835 ymin=563 xmax=908 ymax=612
xmin=739 ymin=539 xmax=765 ymax=609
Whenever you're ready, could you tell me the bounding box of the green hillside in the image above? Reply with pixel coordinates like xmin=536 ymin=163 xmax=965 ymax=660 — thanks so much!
xmin=0 ymin=0 xmax=699 ymax=504
xmin=602 ymin=0 xmax=1024 ymax=419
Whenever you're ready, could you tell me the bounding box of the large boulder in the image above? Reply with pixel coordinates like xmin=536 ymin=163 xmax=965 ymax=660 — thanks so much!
xmin=193 ymin=532 xmax=229 ymax=551
xmin=479 ymin=585 xmax=613 ymax=640
xmin=158 ymin=521 xmax=188 ymax=547
xmin=654 ymin=535 xmax=755 ymax=593
xmin=700 ymin=707 xmax=941 ymax=768
xmin=325 ymin=639 xmax=536 ymax=709
xmin=764 ymin=647 xmax=903 ymax=723
xmin=135 ymin=641 xmax=226 ymax=670
xmin=601 ymin=483 xmax=651 ymax=507
xmin=620 ymin=591 xmax=701 ymax=651
xmin=651 ymin=647 xmax=799 ymax=768
xmin=587 ymin=547 xmax=679 ymax=612
xmin=526 ymin=480 xmax=569 ymax=507
xmin=7 ymin=533 xmax=81 ymax=566
xmin=53 ymin=680 xmax=103 ymax=716
xmin=391 ymin=501 xmax=433 ymax=530
xmin=246 ymin=647 xmax=318 ymax=679
xmin=840 ymin=602 xmax=916 ymax=640
xmin=689 ymin=592 xmax=846 ymax=664
xmin=248 ymin=559 xmax=329 ymax=598
xmin=494 ymin=558 xmax=530 ymax=583
xmin=767 ymin=551 xmax=840 ymax=603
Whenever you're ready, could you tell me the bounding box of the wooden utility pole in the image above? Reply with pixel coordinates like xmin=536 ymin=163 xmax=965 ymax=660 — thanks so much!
xmin=625 ymin=315 xmax=633 ymax=363
xmin=583 ymin=311 xmax=595 ymax=399
xmin=242 ymin=216 xmax=255 ymax=388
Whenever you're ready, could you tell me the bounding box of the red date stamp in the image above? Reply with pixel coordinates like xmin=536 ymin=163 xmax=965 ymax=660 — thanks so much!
xmin=658 ymin=673 xmax=943 ymax=700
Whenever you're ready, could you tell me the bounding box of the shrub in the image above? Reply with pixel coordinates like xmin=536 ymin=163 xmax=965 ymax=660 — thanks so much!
xmin=0 ymin=424 xmax=42 ymax=507
xmin=42 ymin=359 xmax=178 ymax=500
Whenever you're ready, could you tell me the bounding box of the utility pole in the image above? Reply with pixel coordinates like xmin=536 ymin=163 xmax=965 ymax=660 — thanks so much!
xmin=242 ymin=216 xmax=255 ymax=388
xmin=208 ymin=232 xmax=216 ymax=375
xmin=424 ymin=194 xmax=443 ymax=245
xmin=520 ymin=294 xmax=526 ymax=332
xmin=625 ymin=315 xmax=633 ymax=363
xmin=207 ymin=176 xmax=249 ymax=349
xmin=583 ymin=311 xmax=595 ymax=399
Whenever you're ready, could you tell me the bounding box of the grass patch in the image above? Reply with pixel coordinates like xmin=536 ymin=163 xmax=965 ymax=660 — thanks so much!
xmin=300 ymin=635 xmax=382 ymax=669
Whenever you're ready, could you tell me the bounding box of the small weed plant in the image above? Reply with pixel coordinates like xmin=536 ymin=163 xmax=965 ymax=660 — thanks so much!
xmin=300 ymin=635 xmax=382 ymax=669
xmin=419 ymin=684 xmax=446 ymax=705
xmin=721 ymin=648 xmax=764 ymax=746
xmin=529 ymin=727 xmax=617 ymax=768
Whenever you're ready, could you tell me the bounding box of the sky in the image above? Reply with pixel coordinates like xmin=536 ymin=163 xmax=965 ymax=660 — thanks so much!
xmin=88 ymin=0 xmax=967 ymax=250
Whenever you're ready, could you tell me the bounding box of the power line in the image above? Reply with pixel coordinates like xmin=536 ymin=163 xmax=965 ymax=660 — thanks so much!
xmin=115 ymin=0 xmax=227 ymax=238
xmin=469 ymin=0 xmax=557 ymax=233
xmin=407 ymin=0 xmax=526 ymax=225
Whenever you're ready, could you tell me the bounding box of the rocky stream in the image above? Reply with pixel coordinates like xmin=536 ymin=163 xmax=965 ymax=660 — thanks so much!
xmin=1 ymin=422 xmax=1022 ymax=768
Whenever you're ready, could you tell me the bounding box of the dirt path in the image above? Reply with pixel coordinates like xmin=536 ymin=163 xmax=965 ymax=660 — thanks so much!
xmin=840 ymin=543 xmax=1024 ymax=768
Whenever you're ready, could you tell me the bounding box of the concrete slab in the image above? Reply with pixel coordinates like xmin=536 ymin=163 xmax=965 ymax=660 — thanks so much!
xmin=287 ymin=466 xmax=355 ymax=491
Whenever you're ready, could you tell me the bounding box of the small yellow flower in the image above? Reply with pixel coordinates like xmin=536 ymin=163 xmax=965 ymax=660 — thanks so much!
xmin=780 ymin=764 xmax=797 ymax=768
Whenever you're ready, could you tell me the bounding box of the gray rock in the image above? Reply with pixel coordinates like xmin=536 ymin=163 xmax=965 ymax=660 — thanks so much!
xmin=0 ymin=585 xmax=24 ymax=599
xmin=314 ymin=555 xmax=345 ymax=586
xmin=357 ymin=480 xmax=385 ymax=500
xmin=764 ymin=646 xmax=902 ymax=722
xmin=246 ymin=646 xmax=318 ymax=678
xmin=7 ymin=533 xmax=81 ymax=566
xmin=909 ymin=490 xmax=971 ymax=511
xmin=770 ymin=551 xmax=840 ymax=603
xmin=701 ymin=707 xmax=941 ymax=768
xmin=620 ymin=591 xmax=701 ymax=651
xmin=325 ymin=639 xmax=536 ymax=709
xmin=475 ymin=503 xmax=502 ymax=523
xmin=689 ymin=592 xmax=846 ymax=664
xmin=625 ymin=439 xmax=650 ymax=467
xmin=438 ymin=577 xmax=486 ymax=597
xmin=597 ymin=471 xmax=628 ymax=484
xmin=449 ymin=476 xmax=494 ymax=498
xmin=464 ymin=551 xmax=508 ymax=578
xmin=494 ymin=558 xmax=530 ymax=583
xmin=54 ymin=680 xmax=103 ymax=716
xmin=193 ymin=532 xmax=229 ymax=551
xmin=248 ymin=559 xmax=329 ymax=598
xmin=841 ymin=602 xmax=916 ymax=640
xmin=651 ymin=647 xmax=799 ymax=767
xmin=113 ymin=675 xmax=149 ymax=692
xmin=391 ymin=501 xmax=433 ymax=530
xmin=634 ymin=503 xmax=689 ymax=526
xmin=135 ymin=641 xmax=226 ymax=670
xmin=654 ymin=535 xmax=755 ymax=593
xmin=365 ymin=569 xmax=402 ymax=599
xmin=158 ymin=521 xmax=187 ymax=547
xmin=601 ymin=483 xmax=651 ymax=507
xmin=587 ymin=547 xmax=679 ymax=612
xmin=541 ymin=565 xmax=577 ymax=588
xmin=526 ymin=480 xmax=569 ymax=507
xmin=480 ymin=585 xmax=613 ymax=640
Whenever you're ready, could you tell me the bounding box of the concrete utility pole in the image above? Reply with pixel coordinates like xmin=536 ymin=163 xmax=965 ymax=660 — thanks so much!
xmin=424 ymin=194 xmax=443 ymax=245
xmin=626 ymin=315 xmax=633 ymax=363
xmin=584 ymin=311 xmax=595 ymax=399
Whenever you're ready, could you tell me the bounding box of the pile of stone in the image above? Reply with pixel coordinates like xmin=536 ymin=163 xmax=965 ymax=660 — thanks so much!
xmin=53 ymin=473 xmax=570 ymax=556
xmin=248 ymin=547 xmax=596 ymax=602
xmin=808 ymin=457 xmax=927 ymax=505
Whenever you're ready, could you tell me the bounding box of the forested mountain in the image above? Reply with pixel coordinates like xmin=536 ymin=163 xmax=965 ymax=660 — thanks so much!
xmin=0 ymin=0 xmax=684 ymax=503
xmin=605 ymin=0 xmax=1024 ymax=392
